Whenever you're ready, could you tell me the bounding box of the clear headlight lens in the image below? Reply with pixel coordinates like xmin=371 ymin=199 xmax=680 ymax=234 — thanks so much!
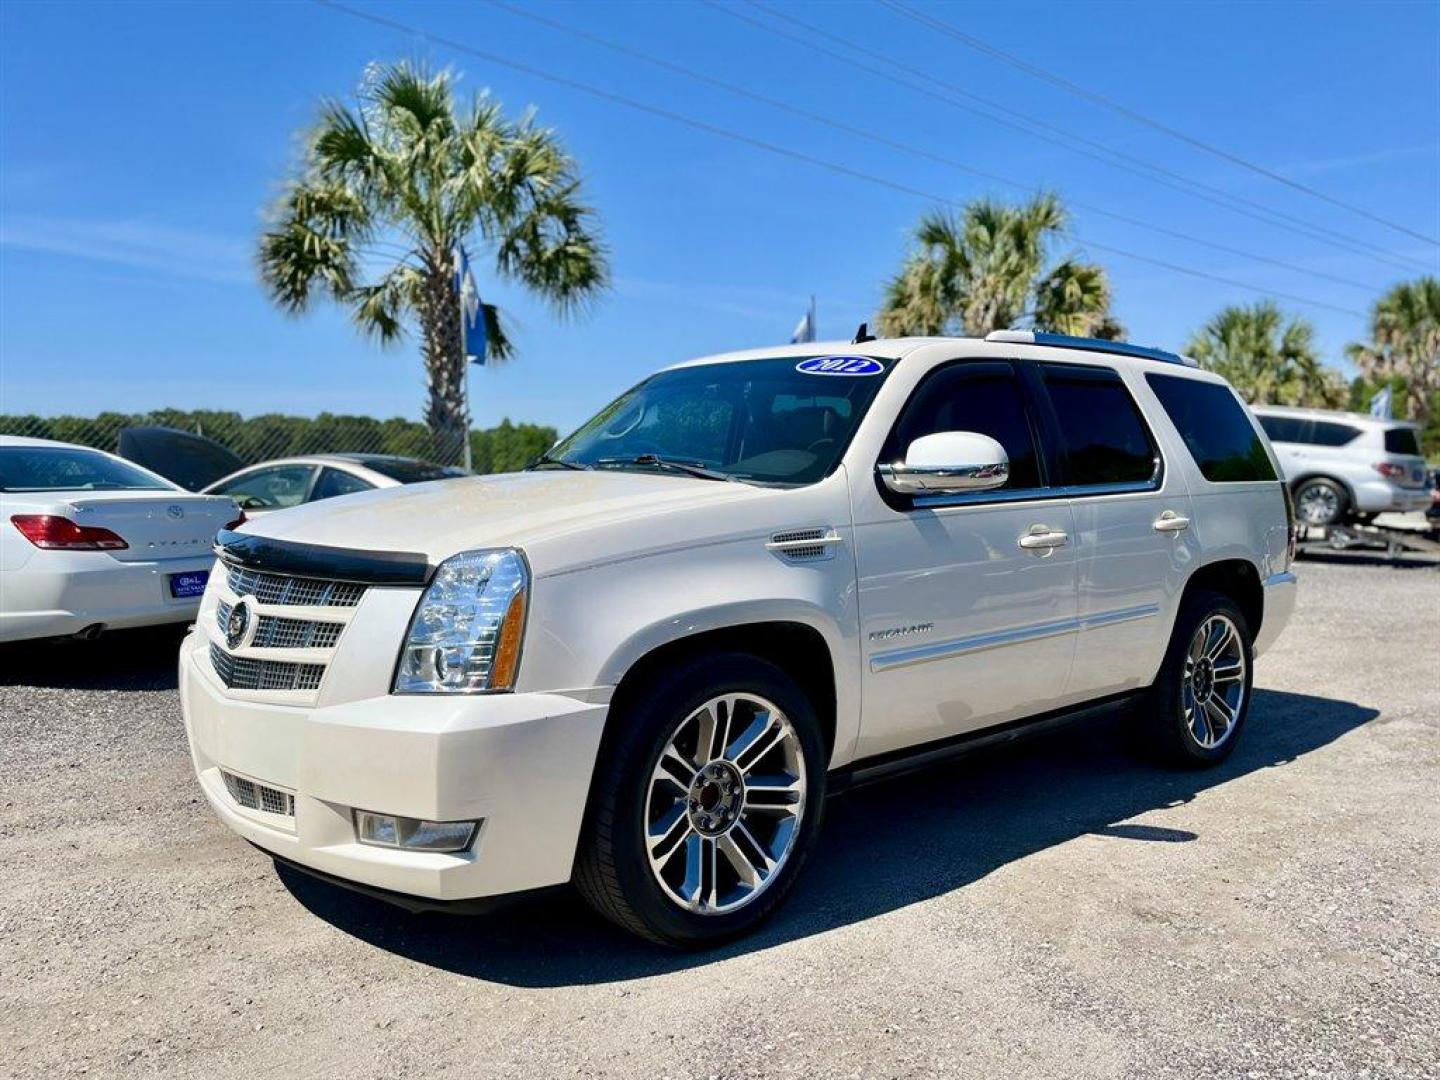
xmin=393 ymin=548 xmax=529 ymax=694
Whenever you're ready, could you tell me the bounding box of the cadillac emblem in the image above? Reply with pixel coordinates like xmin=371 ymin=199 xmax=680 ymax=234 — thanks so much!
xmin=225 ymin=597 xmax=253 ymax=650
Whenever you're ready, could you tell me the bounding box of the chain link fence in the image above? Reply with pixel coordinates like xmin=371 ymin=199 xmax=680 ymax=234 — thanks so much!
xmin=0 ymin=408 xmax=557 ymax=483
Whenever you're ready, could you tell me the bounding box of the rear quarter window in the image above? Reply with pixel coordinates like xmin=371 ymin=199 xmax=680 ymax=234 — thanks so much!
xmin=1384 ymin=427 xmax=1421 ymax=456
xmin=1145 ymin=374 xmax=1277 ymax=483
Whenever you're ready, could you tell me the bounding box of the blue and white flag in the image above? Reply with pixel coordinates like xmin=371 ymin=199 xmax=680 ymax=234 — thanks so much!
xmin=1369 ymin=384 xmax=1393 ymax=419
xmin=454 ymin=245 xmax=487 ymax=365
xmin=790 ymin=300 xmax=816 ymax=344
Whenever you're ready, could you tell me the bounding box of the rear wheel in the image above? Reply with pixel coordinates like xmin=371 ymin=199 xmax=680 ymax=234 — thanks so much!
xmin=575 ymin=653 xmax=826 ymax=947
xmin=1293 ymin=477 xmax=1348 ymax=526
xmin=1139 ymin=590 xmax=1254 ymax=767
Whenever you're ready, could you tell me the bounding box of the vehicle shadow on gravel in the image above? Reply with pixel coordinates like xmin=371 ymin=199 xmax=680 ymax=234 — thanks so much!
xmin=278 ymin=688 xmax=1377 ymax=986
xmin=0 ymin=626 xmax=186 ymax=691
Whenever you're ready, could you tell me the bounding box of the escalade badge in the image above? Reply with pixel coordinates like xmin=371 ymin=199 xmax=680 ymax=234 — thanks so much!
xmin=868 ymin=622 xmax=934 ymax=642
xmin=225 ymin=598 xmax=253 ymax=650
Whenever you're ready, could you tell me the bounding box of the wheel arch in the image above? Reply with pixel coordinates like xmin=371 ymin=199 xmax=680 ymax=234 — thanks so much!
xmin=1179 ymin=557 xmax=1265 ymax=640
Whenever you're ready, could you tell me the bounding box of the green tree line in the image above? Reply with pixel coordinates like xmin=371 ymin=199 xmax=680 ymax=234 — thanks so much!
xmin=0 ymin=410 xmax=558 ymax=475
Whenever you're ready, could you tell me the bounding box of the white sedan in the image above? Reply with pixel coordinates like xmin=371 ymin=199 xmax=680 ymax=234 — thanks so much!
xmin=200 ymin=453 xmax=466 ymax=516
xmin=0 ymin=436 xmax=242 ymax=643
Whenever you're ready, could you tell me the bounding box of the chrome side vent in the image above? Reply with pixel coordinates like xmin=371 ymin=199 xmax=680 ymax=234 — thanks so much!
xmin=766 ymin=527 xmax=843 ymax=562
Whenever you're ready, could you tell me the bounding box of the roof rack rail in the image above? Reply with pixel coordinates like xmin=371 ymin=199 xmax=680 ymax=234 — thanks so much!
xmin=985 ymin=329 xmax=1198 ymax=367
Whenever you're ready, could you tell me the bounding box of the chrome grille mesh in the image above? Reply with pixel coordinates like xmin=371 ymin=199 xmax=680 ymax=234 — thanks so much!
xmin=222 ymin=770 xmax=295 ymax=817
xmin=210 ymin=643 xmax=324 ymax=691
xmin=225 ymin=565 xmax=365 ymax=607
xmin=215 ymin=599 xmax=344 ymax=650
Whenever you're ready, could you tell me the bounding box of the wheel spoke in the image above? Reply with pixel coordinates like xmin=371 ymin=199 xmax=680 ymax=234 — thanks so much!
xmin=1206 ymin=622 xmax=1235 ymax=660
xmin=691 ymin=700 xmax=731 ymax=767
xmin=1206 ymin=693 xmax=1235 ymax=737
xmin=679 ymin=833 xmax=719 ymax=911
xmin=717 ymin=827 xmax=773 ymax=890
xmin=1213 ymin=660 xmax=1244 ymax=684
xmin=647 ymin=803 xmax=691 ymax=866
xmin=654 ymin=745 xmax=695 ymax=791
xmin=729 ymin=716 xmax=789 ymax=773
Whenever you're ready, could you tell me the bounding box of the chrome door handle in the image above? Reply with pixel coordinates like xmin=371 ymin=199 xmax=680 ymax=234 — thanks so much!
xmin=1153 ymin=510 xmax=1191 ymax=533
xmin=1018 ymin=525 xmax=1069 ymax=550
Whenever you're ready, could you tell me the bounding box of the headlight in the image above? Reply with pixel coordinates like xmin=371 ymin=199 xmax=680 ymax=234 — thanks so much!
xmin=393 ymin=548 xmax=529 ymax=694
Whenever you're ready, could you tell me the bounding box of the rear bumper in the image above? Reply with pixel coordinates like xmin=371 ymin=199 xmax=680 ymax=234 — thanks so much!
xmin=1254 ymin=571 xmax=1297 ymax=657
xmin=1351 ymin=479 xmax=1431 ymax=514
xmin=180 ymin=629 xmax=609 ymax=903
xmin=0 ymin=551 xmax=211 ymax=642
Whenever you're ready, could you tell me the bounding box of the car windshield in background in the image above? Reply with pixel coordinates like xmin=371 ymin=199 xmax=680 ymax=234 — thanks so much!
xmin=542 ymin=355 xmax=894 ymax=486
xmin=0 ymin=447 xmax=173 ymax=492
xmin=356 ymin=457 xmax=466 ymax=483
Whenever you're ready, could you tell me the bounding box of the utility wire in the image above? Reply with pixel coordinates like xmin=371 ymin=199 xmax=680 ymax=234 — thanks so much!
xmin=312 ymin=0 xmax=1366 ymax=318
xmin=728 ymin=0 xmax=1432 ymax=276
xmin=486 ymin=0 xmax=1375 ymax=293
xmin=880 ymin=0 xmax=1440 ymax=249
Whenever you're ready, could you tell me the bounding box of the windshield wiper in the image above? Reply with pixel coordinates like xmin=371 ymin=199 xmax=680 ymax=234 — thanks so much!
xmin=594 ymin=454 xmax=735 ymax=482
xmin=528 ymin=453 xmax=591 ymax=471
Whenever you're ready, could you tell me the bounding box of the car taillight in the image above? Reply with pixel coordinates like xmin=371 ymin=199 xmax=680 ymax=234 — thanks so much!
xmin=10 ymin=514 xmax=129 ymax=550
xmin=1280 ymin=482 xmax=1297 ymax=570
xmin=223 ymin=511 xmax=247 ymax=531
xmin=1373 ymin=462 xmax=1406 ymax=480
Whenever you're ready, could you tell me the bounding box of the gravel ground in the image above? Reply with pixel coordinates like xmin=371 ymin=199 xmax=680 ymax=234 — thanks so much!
xmin=2 ymin=557 xmax=1437 ymax=1079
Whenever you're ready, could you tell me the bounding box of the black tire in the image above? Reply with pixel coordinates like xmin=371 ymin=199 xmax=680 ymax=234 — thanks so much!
xmin=1292 ymin=476 xmax=1349 ymax=527
xmin=574 ymin=652 xmax=827 ymax=947
xmin=1138 ymin=590 xmax=1255 ymax=768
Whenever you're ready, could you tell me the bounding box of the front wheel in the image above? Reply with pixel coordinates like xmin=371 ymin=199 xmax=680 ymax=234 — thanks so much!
xmin=574 ymin=653 xmax=826 ymax=947
xmin=1139 ymin=590 xmax=1254 ymax=767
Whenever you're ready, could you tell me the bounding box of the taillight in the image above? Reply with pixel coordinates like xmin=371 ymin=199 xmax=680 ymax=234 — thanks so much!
xmin=1280 ymin=482 xmax=1297 ymax=569
xmin=222 ymin=510 xmax=247 ymax=531
xmin=1374 ymin=462 xmax=1406 ymax=480
xmin=10 ymin=514 xmax=129 ymax=550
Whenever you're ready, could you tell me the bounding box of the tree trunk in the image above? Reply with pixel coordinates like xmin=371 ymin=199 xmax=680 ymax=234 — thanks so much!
xmin=419 ymin=264 xmax=469 ymax=466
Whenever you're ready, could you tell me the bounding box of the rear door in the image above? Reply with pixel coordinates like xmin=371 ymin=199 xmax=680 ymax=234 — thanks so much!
xmin=1035 ymin=363 xmax=1196 ymax=702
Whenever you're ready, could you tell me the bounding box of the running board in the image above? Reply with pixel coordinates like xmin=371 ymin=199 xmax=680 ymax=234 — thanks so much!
xmin=829 ymin=691 xmax=1141 ymax=794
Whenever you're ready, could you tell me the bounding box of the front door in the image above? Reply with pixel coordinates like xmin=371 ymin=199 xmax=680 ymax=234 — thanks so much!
xmin=850 ymin=360 xmax=1078 ymax=760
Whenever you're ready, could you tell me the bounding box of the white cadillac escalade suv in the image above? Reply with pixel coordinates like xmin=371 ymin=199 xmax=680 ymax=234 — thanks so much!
xmin=181 ymin=331 xmax=1298 ymax=946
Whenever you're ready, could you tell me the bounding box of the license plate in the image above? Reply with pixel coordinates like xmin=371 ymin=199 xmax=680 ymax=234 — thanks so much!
xmin=168 ymin=570 xmax=209 ymax=598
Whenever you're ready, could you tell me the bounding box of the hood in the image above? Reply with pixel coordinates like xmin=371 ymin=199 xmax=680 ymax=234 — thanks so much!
xmin=235 ymin=470 xmax=784 ymax=572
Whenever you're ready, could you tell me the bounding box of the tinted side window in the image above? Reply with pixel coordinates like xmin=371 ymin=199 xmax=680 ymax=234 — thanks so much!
xmin=1384 ymin=427 xmax=1421 ymax=456
xmin=1147 ymin=375 xmax=1278 ymax=483
xmin=883 ymin=363 xmax=1041 ymax=491
xmin=1309 ymin=420 xmax=1361 ymax=447
xmin=1041 ymin=366 xmax=1157 ymax=486
xmin=1258 ymin=415 xmax=1309 ymax=443
xmin=313 ymin=467 xmax=375 ymax=501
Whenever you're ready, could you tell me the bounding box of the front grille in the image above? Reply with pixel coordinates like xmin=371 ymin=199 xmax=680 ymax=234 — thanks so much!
xmin=211 ymin=642 xmax=324 ymax=692
xmin=222 ymin=770 xmax=295 ymax=816
xmin=216 ymin=599 xmax=344 ymax=650
xmin=225 ymin=565 xmax=365 ymax=607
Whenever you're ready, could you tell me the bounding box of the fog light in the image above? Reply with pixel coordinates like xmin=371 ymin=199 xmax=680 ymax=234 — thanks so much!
xmin=354 ymin=810 xmax=479 ymax=853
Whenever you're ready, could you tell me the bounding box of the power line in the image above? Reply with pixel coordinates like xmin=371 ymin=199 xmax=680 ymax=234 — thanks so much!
xmin=879 ymin=0 xmax=1440 ymax=249
xmin=485 ymin=0 xmax=1375 ymax=294
xmin=727 ymin=0 xmax=1433 ymax=276
xmin=311 ymin=0 xmax=1367 ymax=319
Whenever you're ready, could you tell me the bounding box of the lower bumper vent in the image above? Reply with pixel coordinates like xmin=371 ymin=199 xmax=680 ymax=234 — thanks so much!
xmin=222 ymin=770 xmax=295 ymax=817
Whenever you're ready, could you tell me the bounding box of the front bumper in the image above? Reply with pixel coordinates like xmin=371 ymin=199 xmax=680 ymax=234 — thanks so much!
xmin=0 ymin=550 xmax=212 ymax=642
xmin=1254 ymin=570 xmax=1297 ymax=657
xmin=180 ymin=629 xmax=609 ymax=903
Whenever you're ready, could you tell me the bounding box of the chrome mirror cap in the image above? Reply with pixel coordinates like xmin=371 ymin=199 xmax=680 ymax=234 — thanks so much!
xmin=877 ymin=431 xmax=1010 ymax=496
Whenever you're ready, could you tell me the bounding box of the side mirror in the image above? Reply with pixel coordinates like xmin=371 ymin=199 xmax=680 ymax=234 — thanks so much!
xmin=877 ymin=431 xmax=1010 ymax=496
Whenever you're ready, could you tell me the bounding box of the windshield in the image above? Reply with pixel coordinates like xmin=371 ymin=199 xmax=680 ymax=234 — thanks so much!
xmin=543 ymin=355 xmax=894 ymax=485
xmin=357 ymin=457 xmax=467 ymax=483
xmin=0 ymin=446 xmax=174 ymax=492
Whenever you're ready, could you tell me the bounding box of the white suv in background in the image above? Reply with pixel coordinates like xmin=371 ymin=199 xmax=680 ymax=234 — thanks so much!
xmin=181 ymin=331 xmax=1297 ymax=946
xmin=1251 ymin=405 xmax=1430 ymax=526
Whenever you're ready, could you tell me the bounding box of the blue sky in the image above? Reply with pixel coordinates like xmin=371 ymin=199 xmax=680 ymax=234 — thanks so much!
xmin=2 ymin=0 xmax=1437 ymax=434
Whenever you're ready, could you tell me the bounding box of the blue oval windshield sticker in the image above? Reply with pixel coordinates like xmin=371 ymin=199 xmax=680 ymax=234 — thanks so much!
xmin=796 ymin=355 xmax=884 ymax=376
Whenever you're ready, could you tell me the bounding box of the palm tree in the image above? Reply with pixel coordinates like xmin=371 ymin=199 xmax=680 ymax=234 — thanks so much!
xmin=1346 ymin=277 xmax=1439 ymax=426
xmin=877 ymin=193 xmax=1123 ymax=339
xmin=1185 ymin=302 xmax=1346 ymax=408
xmin=259 ymin=61 xmax=608 ymax=460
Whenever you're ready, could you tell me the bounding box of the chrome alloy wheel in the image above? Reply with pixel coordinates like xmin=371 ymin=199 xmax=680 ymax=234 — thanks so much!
xmin=644 ymin=693 xmax=806 ymax=915
xmin=1182 ymin=614 xmax=1247 ymax=750
xmin=1296 ymin=482 xmax=1339 ymax=524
